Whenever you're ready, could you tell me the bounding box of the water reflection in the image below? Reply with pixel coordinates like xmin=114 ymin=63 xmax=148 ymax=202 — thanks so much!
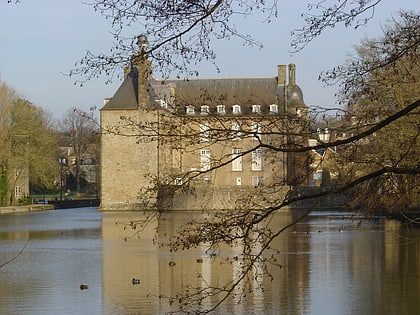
xmin=101 ymin=210 xmax=420 ymax=315
xmin=0 ymin=208 xmax=419 ymax=315
xmin=0 ymin=208 xmax=103 ymax=315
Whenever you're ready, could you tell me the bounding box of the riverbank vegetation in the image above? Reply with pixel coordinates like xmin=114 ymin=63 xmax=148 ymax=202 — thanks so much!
xmin=0 ymin=83 xmax=99 ymax=207
xmin=0 ymin=83 xmax=59 ymax=206
xmin=329 ymin=11 xmax=419 ymax=218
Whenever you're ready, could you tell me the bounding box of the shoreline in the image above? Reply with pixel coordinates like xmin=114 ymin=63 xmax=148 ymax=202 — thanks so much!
xmin=0 ymin=204 xmax=55 ymax=214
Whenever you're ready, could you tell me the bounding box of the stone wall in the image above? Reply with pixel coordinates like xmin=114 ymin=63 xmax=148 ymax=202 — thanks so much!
xmin=290 ymin=187 xmax=348 ymax=210
xmin=158 ymin=184 xmax=290 ymax=211
xmin=100 ymin=109 xmax=159 ymax=210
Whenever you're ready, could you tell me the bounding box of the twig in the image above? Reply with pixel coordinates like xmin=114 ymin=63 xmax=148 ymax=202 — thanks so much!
xmin=0 ymin=236 xmax=30 ymax=268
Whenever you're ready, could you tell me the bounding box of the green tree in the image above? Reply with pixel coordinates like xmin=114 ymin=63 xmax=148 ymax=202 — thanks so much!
xmin=0 ymin=82 xmax=16 ymax=205
xmin=0 ymin=82 xmax=58 ymax=205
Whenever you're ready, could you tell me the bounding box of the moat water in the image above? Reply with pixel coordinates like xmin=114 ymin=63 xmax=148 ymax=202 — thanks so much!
xmin=0 ymin=207 xmax=419 ymax=315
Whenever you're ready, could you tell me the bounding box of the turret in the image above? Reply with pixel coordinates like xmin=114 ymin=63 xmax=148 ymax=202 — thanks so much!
xmin=286 ymin=63 xmax=307 ymax=116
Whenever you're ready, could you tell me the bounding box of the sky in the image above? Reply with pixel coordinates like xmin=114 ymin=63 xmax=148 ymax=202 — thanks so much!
xmin=0 ymin=1 xmax=418 ymax=121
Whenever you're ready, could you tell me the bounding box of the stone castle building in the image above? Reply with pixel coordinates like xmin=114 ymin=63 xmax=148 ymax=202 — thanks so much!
xmin=100 ymin=37 xmax=308 ymax=211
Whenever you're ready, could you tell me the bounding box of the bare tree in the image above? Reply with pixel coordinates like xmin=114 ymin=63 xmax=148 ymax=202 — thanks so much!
xmin=329 ymin=11 xmax=420 ymax=216
xmin=291 ymin=0 xmax=385 ymax=52
xmin=70 ymin=0 xmax=277 ymax=83
xmin=60 ymin=108 xmax=98 ymax=195
xmin=69 ymin=0 xmax=405 ymax=84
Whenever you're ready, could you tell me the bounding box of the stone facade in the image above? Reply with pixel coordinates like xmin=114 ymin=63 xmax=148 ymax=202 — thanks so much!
xmin=100 ymin=108 xmax=159 ymax=210
xmin=100 ymin=38 xmax=308 ymax=211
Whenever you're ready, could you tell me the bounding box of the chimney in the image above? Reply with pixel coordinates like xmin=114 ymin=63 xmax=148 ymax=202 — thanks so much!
xmin=135 ymin=34 xmax=151 ymax=108
xmin=288 ymin=63 xmax=296 ymax=85
xmin=277 ymin=65 xmax=286 ymax=85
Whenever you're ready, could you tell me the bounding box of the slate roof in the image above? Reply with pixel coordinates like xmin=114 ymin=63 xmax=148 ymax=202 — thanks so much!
xmin=152 ymin=77 xmax=279 ymax=106
xmin=102 ymin=68 xmax=306 ymax=113
xmin=102 ymin=69 xmax=139 ymax=110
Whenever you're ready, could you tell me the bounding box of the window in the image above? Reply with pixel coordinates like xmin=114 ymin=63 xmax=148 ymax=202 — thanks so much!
xmin=231 ymin=122 xmax=241 ymax=141
xmin=216 ymin=105 xmax=226 ymax=114
xmin=252 ymin=149 xmax=262 ymax=171
xmin=236 ymin=177 xmax=242 ymax=186
xmin=157 ymin=99 xmax=169 ymax=109
xmin=269 ymin=104 xmax=278 ymax=113
xmin=319 ymin=128 xmax=330 ymax=141
xmin=200 ymin=123 xmax=210 ymax=142
xmin=252 ymin=122 xmax=262 ymax=141
xmin=232 ymin=105 xmax=241 ymax=114
xmin=252 ymin=105 xmax=261 ymax=113
xmin=201 ymin=105 xmax=209 ymax=115
xmin=15 ymin=186 xmax=21 ymax=197
xmin=186 ymin=106 xmax=195 ymax=115
xmin=200 ymin=149 xmax=211 ymax=171
xmin=232 ymin=148 xmax=242 ymax=171
xmin=308 ymin=139 xmax=318 ymax=147
xmin=174 ymin=178 xmax=183 ymax=185
xmin=252 ymin=176 xmax=263 ymax=186
xmin=172 ymin=149 xmax=181 ymax=169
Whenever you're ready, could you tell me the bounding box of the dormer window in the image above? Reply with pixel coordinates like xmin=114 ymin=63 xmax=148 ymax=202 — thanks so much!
xmin=252 ymin=105 xmax=261 ymax=114
xmin=269 ymin=104 xmax=278 ymax=113
xmin=201 ymin=105 xmax=209 ymax=115
xmin=232 ymin=105 xmax=241 ymax=114
xmin=216 ymin=105 xmax=226 ymax=114
xmin=186 ymin=106 xmax=195 ymax=115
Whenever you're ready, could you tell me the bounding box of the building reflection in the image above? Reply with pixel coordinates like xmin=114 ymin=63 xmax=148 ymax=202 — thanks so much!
xmin=101 ymin=210 xmax=313 ymax=314
xmin=101 ymin=212 xmax=160 ymax=314
xmin=0 ymin=209 xmax=417 ymax=315
xmin=100 ymin=211 xmax=419 ymax=315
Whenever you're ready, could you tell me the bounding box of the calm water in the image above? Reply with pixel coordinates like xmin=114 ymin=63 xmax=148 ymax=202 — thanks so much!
xmin=0 ymin=207 xmax=419 ymax=315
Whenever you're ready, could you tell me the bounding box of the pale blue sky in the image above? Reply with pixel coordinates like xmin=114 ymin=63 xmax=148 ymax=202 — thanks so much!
xmin=0 ymin=1 xmax=418 ymax=120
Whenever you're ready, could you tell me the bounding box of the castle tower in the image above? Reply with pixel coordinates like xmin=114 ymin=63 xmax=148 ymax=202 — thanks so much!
xmin=100 ymin=35 xmax=159 ymax=210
